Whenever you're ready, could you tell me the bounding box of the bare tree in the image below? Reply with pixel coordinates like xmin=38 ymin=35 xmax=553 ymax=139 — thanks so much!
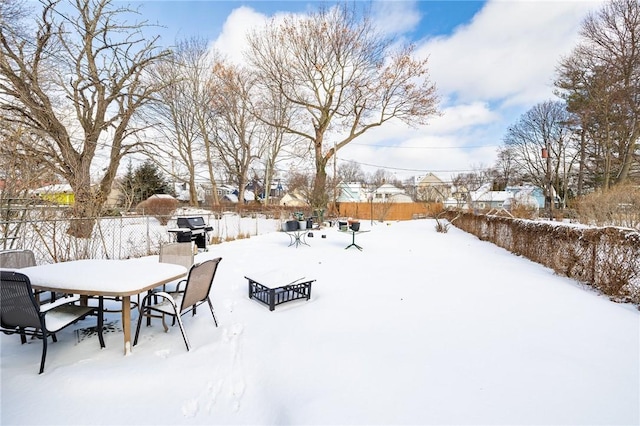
xmin=253 ymin=87 xmax=301 ymax=205
xmin=555 ymin=0 xmax=640 ymax=189
xmin=0 ymin=128 xmax=56 ymax=249
xmin=0 ymin=0 xmax=170 ymax=237
xmin=210 ymin=61 xmax=265 ymax=207
xmin=285 ymin=169 xmax=314 ymax=206
xmin=0 ymin=0 xmax=31 ymax=39
xmin=494 ymin=146 xmax=522 ymax=188
xmin=502 ymin=101 xmax=578 ymax=210
xmin=246 ymin=3 xmax=439 ymax=210
xmin=337 ymin=160 xmax=366 ymax=184
xmin=144 ymin=37 xmax=219 ymax=206
xmin=368 ymin=168 xmax=399 ymax=188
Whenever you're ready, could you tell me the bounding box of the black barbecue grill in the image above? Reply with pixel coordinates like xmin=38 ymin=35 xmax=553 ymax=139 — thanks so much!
xmin=168 ymin=216 xmax=213 ymax=250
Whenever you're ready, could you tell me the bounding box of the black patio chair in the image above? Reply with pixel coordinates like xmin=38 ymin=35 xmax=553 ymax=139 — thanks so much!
xmin=0 ymin=270 xmax=105 ymax=374
xmin=134 ymin=257 xmax=222 ymax=351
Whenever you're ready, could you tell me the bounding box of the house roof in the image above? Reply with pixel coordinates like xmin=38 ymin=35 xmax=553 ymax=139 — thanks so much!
xmin=376 ymin=183 xmax=404 ymax=195
xmin=279 ymin=190 xmax=309 ymax=206
xmin=470 ymin=184 xmax=511 ymax=203
xmin=223 ymin=193 xmax=239 ymax=203
xmin=415 ymin=173 xmax=445 ymax=186
xmin=149 ymin=194 xmax=176 ymax=200
xmin=32 ymin=184 xmax=73 ymax=194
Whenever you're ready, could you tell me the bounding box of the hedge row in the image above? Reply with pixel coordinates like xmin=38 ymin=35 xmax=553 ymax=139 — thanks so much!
xmin=444 ymin=212 xmax=640 ymax=307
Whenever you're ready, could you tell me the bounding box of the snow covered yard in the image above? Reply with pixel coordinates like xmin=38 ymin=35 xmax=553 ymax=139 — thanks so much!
xmin=1 ymin=219 xmax=638 ymax=425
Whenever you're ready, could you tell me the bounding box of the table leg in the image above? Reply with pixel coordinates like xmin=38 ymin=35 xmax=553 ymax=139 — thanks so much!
xmin=345 ymin=231 xmax=363 ymax=250
xmin=97 ymin=296 xmax=105 ymax=348
xmin=122 ymin=295 xmax=132 ymax=355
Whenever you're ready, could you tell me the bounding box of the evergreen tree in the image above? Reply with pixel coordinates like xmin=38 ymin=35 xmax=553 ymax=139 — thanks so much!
xmin=121 ymin=160 xmax=173 ymax=206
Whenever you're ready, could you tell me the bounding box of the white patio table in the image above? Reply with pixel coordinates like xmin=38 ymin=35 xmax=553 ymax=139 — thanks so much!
xmin=19 ymin=259 xmax=188 ymax=355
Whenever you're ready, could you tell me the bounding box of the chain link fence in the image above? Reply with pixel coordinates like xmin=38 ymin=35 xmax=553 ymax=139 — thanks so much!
xmin=445 ymin=211 xmax=640 ymax=306
xmin=1 ymin=207 xmax=279 ymax=265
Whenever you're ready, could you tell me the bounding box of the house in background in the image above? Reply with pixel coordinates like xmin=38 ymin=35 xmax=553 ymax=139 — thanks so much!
xmin=32 ymin=184 xmax=74 ymax=205
xmin=504 ymin=185 xmax=545 ymax=210
xmin=217 ymin=184 xmax=238 ymax=203
xmin=336 ymin=182 xmax=368 ymax=203
xmin=173 ymin=182 xmax=205 ymax=204
xmin=469 ymin=184 xmax=511 ymax=211
xmin=279 ymin=189 xmax=309 ymax=207
xmin=218 ymin=186 xmax=256 ymax=203
xmin=373 ymin=183 xmax=411 ymax=203
xmin=414 ymin=173 xmax=450 ymax=202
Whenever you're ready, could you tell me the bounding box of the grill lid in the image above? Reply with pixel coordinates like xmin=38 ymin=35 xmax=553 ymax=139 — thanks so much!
xmin=177 ymin=216 xmax=206 ymax=229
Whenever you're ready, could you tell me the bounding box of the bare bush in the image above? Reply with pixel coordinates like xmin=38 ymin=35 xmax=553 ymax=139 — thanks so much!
xmin=510 ymin=199 xmax=539 ymax=219
xmin=573 ymin=183 xmax=640 ymax=229
xmin=435 ymin=218 xmax=449 ymax=233
xmin=136 ymin=197 xmax=178 ymax=225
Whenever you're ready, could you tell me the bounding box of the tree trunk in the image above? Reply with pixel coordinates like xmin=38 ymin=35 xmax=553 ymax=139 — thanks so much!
xmin=616 ymin=127 xmax=639 ymax=184
xmin=577 ymin=127 xmax=586 ymax=196
xmin=68 ymin=184 xmax=99 ymax=239
xmin=312 ymin=140 xmax=330 ymax=210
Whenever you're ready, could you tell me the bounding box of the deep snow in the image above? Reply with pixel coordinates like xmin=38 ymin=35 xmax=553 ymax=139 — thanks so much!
xmin=1 ymin=219 xmax=638 ymax=425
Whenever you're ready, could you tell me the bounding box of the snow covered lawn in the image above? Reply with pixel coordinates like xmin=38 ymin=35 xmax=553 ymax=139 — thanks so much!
xmin=1 ymin=219 xmax=638 ymax=425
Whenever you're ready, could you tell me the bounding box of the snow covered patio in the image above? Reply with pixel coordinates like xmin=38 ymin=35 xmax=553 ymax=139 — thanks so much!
xmin=1 ymin=219 xmax=638 ymax=425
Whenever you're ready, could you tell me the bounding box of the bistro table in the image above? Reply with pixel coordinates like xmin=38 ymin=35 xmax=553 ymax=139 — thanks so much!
xmin=19 ymin=259 xmax=187 ymax=355
xmin=339 ymin=229 xmax=371 ymax=251
xmin=283 ymin=229 xmax=310 ymax=248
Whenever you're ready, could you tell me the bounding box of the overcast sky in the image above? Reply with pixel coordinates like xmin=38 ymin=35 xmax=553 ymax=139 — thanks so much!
xmin=124 ymin=0 xmax=606 ymax=183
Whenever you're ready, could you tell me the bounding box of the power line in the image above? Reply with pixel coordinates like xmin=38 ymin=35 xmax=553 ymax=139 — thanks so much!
xmin=338 ymin=158 xmax=488 ymax=174
xmin=348 ymin=142 xmax=501 ymax=150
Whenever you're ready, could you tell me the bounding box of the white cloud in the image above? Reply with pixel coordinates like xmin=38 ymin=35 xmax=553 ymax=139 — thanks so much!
xmin=419 ymin=0 xmax=605 ymax=107
xmin=371 ymin=0 xmax=422 ymax=37
xmin=210 ymin=0 xmax=606 ymax=180
xmin=212 ymin=6 xmax=268 ymax=64
xmin=428 ymin=101 xmax=499 ymax=134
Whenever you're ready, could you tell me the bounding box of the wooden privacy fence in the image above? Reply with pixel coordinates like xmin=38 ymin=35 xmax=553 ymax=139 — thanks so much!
xmin=444 ymin=211 xmax=640 ymax=307
xmin=337 ymin=202 xmax=443 ymax=221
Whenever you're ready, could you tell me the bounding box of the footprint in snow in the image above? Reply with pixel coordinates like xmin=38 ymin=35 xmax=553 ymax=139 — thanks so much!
xmin=155 ymin=349 xmax=171 ymax=359
xmin=181 ymin=398 xmax=198 ymax=418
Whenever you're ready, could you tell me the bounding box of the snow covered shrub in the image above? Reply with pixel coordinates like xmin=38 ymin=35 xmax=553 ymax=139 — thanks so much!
xmin=136 ymin=196 xmax=178 ymax=225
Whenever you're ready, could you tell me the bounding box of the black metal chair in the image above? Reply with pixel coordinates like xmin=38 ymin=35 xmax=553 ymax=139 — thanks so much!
xmin=0 ymin=271 xmax=105 ymax=374
xmin=134 ymin=257 xmax=222 ymax=351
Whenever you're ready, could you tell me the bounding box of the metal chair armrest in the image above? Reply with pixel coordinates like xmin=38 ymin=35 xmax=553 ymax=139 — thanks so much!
xmin=143 ymin=291 xmax=178 ymax=308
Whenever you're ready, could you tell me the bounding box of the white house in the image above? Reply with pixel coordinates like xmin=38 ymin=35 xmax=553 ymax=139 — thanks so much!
xmin=173 ymin=182 xmax=205 ymax=204
xmin=336 ymin=182 xmax=368 ymax=202
xmin=387 ymin=193 xmax=414 ymax=203
xmin=280 ymin=189 xmax=309 ymax=207
xmin=217 ymin=185 xmax=256 ymax=203
xmin=279 ymin=189 xmax=309 ymax=207
xmin=414 ymin=173 xmax=450 ymax=202
xmin=373 ymin=183 xmax=409 ymax=203
xmin=469 ymin=184 xmax=511 ymax=210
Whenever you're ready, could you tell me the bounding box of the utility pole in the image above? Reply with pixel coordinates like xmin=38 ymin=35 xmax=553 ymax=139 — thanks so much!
xmin=542 ymin=143 xmax=553 ymax=220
